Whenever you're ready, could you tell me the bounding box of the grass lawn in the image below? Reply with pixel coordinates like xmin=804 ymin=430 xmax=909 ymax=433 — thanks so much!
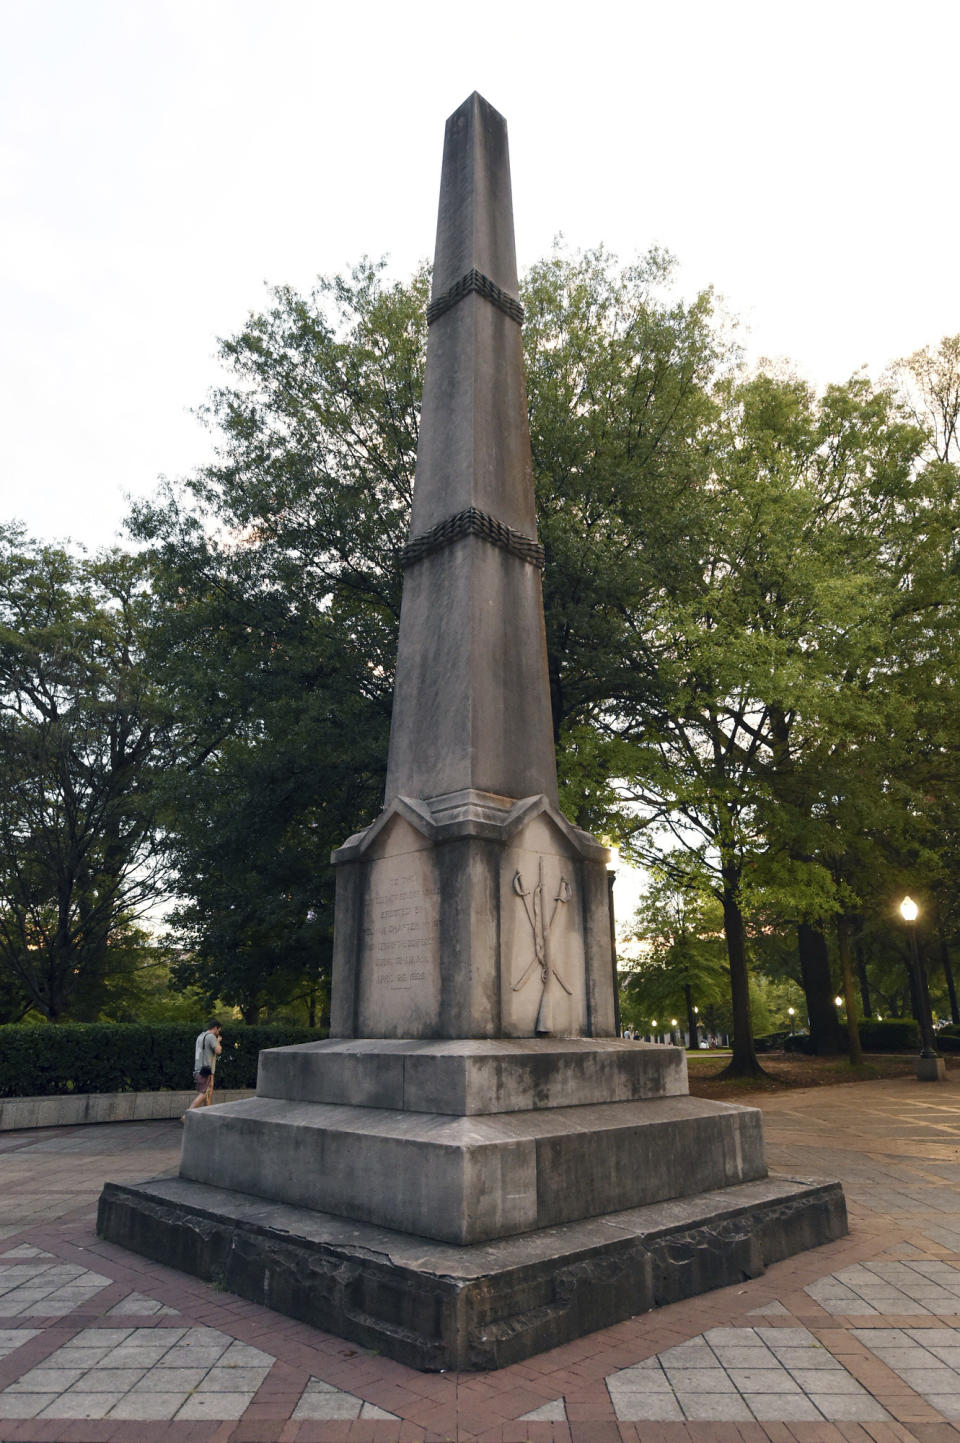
xmin=685 ymin=1049 xmax=926 ymax=1101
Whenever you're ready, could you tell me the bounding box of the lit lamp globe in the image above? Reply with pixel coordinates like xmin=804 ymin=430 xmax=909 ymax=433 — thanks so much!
xmin=900 ymin=896 xmax=919 ymax=922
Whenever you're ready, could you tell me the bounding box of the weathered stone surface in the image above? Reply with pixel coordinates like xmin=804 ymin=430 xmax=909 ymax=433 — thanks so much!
xmin=255 ymin=1037 xmax=689 ymax=1114
xmin=387 ymin=531 xmax=557 ymax=809
xmin=330 ymin=793 xmax=615 ymax=1040
xmin=429 ymin=93 xmax=520 ymax=315
xmin=178 ymin=1091 xmax=765 ymax=1245
xmin=0 ymin=1088 xmax=254 ymax=1133
xmin=329 ymin=97 xmax=616 ymax=1045
xmin=97 ymin=1173 xmax=848 ymax=1371
xmin=385 ymin=93 xmax=556 ymax=809
xmin=353 ymin=813 xmax=442 ymax=1037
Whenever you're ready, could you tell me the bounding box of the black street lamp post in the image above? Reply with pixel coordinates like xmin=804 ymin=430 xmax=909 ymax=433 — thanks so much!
xmin=900 ymin=896 xmax=943 ymax=1078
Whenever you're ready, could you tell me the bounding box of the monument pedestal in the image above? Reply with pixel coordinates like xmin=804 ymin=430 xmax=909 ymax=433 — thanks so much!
xmin=98 ymin=1038 xmax=847 ymax=1368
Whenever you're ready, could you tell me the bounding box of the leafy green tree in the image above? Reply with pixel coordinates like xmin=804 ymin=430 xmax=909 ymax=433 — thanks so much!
xmin=619 ymin=858 xmax=729 ymax=1043
xmin=613 ymin=371 xmax=934 ymax=1073
xmin=747 ymin=375 xmax=932 ymax=1054
xmin=774 ymin=377 xmax=960 ymax=1050
xmin=126 ymin=250 xmax=960 ymax=1075
xmin=0 ymin=527 xmax=169 ymax=1019
xmin=893 ymin=334 xmax=960 ymax=464
xmin=523 ymin=245 xmax=727 ymax=830
xmin=130 ymin=263 xmax=427 ymax=1018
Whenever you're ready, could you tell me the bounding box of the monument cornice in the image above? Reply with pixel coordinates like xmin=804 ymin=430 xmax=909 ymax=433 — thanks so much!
xmin=330 ymin=790 xmax=610 ymax=864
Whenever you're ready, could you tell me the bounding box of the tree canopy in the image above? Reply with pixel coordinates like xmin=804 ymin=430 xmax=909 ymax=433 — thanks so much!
xmin=3 ymin=255 xmax=959 ymax=1076
xmin=0 ymin=528 xmax=170 ymax=1020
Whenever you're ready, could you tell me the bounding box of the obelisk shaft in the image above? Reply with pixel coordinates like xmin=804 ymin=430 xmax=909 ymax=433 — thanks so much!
xmin=329 ymin=94 xmax=614 ymax=1043
xmin=384 ymin=92 xmax=558 ymax=807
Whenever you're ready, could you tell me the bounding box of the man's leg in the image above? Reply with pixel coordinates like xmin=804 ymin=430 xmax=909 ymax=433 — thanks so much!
xmin=184 ymin=1070 xmax=211 ymax=1116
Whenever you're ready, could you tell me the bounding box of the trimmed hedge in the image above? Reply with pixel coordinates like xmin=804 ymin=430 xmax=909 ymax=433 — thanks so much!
xmin=857 ymin=1017 xmax=921 ymax=1052
xmin=935 ymin=1024 xmax=960 ymax=1053
xmin=0 ymin=1023 xmax=325 ymax=1098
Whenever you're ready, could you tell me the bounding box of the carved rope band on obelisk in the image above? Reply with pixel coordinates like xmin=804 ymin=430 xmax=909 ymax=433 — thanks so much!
xmin=426 ymin=267 xmax=525 ymax=326
xmin=401 ymin=507 xmax=544 ymax=571
xmin=403 ymin=269 xmax=542 ymax=574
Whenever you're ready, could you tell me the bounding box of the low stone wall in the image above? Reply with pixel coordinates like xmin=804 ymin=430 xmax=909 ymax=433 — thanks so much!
xmin=0 ymin=1089 xmax=256 ymax=1132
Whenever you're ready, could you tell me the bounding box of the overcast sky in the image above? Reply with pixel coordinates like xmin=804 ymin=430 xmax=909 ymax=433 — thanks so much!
xmin=3 ymin=0 xmax=958 ymax=553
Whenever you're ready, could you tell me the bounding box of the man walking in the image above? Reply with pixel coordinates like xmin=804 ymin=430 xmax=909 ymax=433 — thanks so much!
xmin=185 ymin=1020 xmax=222 ymax=1115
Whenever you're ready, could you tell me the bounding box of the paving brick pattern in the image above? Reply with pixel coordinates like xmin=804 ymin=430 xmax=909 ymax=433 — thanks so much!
xmin=0 ymin=1330 xmax=40 ymax=1362
xmin=806 ymin=1262 xmax=960 ymax=1317
xmin=855 ymin=1327 xmax=960 ymax=1421
xmin=0 ymin=1255 xmax=112 ymax=1317
xmin=0 ymin=1325 xmax=275 ymax=1420
xmin=3 ymin=1079 xmax=960 ymax=1439
xmin=607 ymin=1326 xmax=890 ymax=1423
xmin=291 ymin=1378 xmax=398 ymax=1420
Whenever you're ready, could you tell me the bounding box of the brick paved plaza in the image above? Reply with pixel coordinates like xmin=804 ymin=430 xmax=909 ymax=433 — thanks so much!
xmin=3 ymin=1075 xmax=960 ymax=1441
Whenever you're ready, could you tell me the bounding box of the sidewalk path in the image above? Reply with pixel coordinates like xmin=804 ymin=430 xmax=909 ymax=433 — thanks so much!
xmin=2 ymin=1075 xmax=960 ymax=1441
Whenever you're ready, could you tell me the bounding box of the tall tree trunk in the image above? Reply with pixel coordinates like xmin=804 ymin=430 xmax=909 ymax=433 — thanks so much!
xmin=50 ymin=918 xmax=74 ymax=1022
xmin=836 ymin=915 xmax=862 ymax=1064
xmin=938 ymin=924 xmax=960 ymax=1025
xmin=798 ymin=923 xmax=844 ymax=1054
xmin=719 ymin=864 xmax=763 ymax=1078
xmin=684 ymin=982 xmax=699 ymax=1049
xmin=856 ymin=936 xmax=872 ymax=1020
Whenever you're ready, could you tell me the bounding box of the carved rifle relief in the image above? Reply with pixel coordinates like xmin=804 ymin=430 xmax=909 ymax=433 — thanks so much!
xmin=512 ymin=857 xmax=573 ymax=1034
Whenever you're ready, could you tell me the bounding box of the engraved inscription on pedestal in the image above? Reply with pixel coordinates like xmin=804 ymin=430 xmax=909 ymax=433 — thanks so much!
xmin=357 ymin=818 xmax=441 ymax=1037
xmin=501 ymin=814 xmax=586 ymax=1037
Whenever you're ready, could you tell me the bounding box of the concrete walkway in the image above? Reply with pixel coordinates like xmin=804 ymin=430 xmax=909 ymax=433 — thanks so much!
xmin=2 ymin=1076 xmax=960 ymax=1441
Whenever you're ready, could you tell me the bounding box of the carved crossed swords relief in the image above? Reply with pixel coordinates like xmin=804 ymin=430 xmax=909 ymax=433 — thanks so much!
xmin=512 ymin=857 xmax=573 ymax=1035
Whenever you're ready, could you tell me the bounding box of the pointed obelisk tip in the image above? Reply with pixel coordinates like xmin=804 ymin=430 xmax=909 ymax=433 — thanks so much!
xmin=448 ymin=91 xmax=505 ymax=126
xmin=433 ymin=91 xmax=518 ymax=297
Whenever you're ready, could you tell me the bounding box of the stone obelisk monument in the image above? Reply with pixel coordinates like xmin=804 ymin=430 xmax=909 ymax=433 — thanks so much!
xmin=99 ymin=94 xmax=846 ymax=1371
xmin=330 ymin=93 xmax=614 ymax=1045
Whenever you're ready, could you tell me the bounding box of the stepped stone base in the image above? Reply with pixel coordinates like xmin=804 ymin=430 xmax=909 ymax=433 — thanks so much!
xmin=177 ymin=1041 xmax=765 ymax=1245
xmin=98 ymin=1172 xmax=847 ymax=1371
xmin=255 ymin=1036 xmax=689 ymax=1113
xmin=98 ymin=1039 xmax=847 ymax=1368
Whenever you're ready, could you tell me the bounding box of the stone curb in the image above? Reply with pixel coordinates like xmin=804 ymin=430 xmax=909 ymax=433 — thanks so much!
xmin=0 ymin=1087 xmax=256 ymax=1132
